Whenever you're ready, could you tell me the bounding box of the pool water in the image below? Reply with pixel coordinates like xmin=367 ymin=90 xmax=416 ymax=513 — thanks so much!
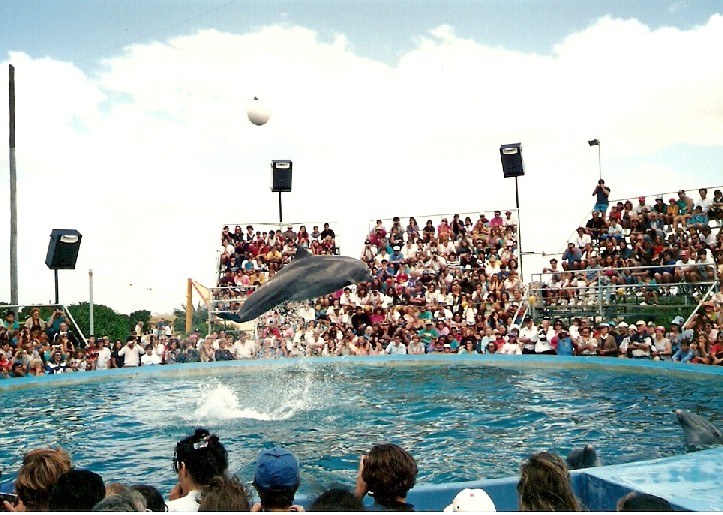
xmin=0 ymin=361 xmax=720 ymax=497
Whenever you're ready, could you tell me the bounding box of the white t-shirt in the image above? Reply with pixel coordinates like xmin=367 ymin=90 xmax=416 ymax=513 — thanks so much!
xmin=96 ymin=347 xmax=112 ymax=370
xmin=166 ymin=490 xmax=201 ymax=512
xmin=141 ymin=353 xmax=162 ymax=365
xmin=118 ymin=344 xmax=142 ymax=367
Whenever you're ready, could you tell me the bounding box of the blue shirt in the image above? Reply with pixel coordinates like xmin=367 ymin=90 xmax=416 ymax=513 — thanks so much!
xmin=556 ymin=337 xmax=574 ymax=356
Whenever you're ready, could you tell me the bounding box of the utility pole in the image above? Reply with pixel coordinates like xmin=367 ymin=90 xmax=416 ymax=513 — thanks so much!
xmin=9 ymin=64 xmax=18 ymax=314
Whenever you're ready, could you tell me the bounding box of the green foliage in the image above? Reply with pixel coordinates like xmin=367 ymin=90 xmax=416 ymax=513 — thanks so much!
xmin=67 ymin=303 xmax=132 ymax=342
xmin=128 ymin=309 xmax=152 ymax=329
xmin=173 ymin=302 xmax=209 ymax=337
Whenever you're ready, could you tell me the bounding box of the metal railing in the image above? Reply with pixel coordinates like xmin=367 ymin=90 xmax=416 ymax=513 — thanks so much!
xmin=529 ymin=262 xmax=718 ymax=322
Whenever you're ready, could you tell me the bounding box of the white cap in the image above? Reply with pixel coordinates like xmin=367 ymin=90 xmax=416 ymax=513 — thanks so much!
xmin=444 ymin=488 xmax=496 ymax=512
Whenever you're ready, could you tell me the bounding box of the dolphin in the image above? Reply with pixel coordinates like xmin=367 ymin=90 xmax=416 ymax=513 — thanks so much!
xmin=218 ymin=246 xmax=373 ymax=323
xmin=675 ymin=409 xmax=723 ymax=451
xmin=565 ymin=444 xmax=600 ymax=470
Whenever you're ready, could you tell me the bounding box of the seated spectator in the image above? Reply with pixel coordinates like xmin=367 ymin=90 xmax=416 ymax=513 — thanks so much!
xmin=9 ymin=447 xmax=72 ymax=511
xmin=48 ymin=469 xmax=106 ymax=512
xmin=309 ymin=487 xmax=366 ymax=512
xmin=168 ymin=428 xmax=229 ymax=512
xmin=132 ymin=485 xmax=167 ymax=512
xmin=355 ymin=443 xmax=417 ymax=511
xmin=616 ymin=491 xmax=673 ymax=511
xmin=198 ymin=475 xmax=250 ymax=512
xmin=251 ymin=447 xmax=303 ymax=512
xmin=672 ymin=339 xmax=694 ymax=363
xmin=517 ymin=451 xmax=580 ymax=511
xmin=95 ymin=484 xmax=147 ymax=512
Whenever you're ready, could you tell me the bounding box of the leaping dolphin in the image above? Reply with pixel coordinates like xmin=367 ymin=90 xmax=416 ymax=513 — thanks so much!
xmin=565 ymin=444 xmax=600 ymax=470
xmin=218 ymin=246 xmax=373 ymax=323
xmin=675 ymin=409 xmax=723 ymax=451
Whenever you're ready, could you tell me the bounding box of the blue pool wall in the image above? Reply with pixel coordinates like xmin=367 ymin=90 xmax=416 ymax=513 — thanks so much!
xmin=1 ymin=355 xmax=721 ymax=512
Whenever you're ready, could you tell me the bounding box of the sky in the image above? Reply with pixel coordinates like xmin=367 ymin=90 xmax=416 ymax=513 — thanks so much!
xmin=1 ymin=0 xmax=722 ymax=316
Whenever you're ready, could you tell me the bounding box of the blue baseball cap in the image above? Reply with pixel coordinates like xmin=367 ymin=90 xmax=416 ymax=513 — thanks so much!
xmin=254 ymin=447 xmax=300 ymax=490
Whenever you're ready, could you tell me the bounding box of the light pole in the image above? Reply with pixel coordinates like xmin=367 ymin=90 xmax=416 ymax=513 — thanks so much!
xmin=588 ymin=139 xmax=601 ymax=180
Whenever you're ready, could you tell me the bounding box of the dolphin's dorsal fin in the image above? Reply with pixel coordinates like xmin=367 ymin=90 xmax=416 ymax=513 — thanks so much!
xmin=294 ymin=245 xmax=313 ymax=260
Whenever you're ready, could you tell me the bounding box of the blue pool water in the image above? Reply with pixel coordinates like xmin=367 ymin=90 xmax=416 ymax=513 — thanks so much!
xmin=0 ymin=358 xmax=721 ymax=499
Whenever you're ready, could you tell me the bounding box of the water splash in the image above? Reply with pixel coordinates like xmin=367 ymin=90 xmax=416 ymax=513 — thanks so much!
xmin=191 ymin=365 xmax=327 ymax=423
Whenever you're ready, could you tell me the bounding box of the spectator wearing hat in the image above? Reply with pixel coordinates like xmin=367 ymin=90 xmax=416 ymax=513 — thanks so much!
xmin=503 ymin=210 xmax=517 ymax=230
xmin=592 ymin=179 xmax=611 ymax=219
xmin=251 ymin=447 xmax=303 ymax=512
xmin=597 ymin=323 xmax=618 ymax=357
xmin=651 ymin=326 xmax=672 ymax=360
xmin=444 ymin=488 xmax=496 ymax=512
xmin=554 ymin=327 xmax=574 ymax=356
xmin=628 ymin=321 xmax=652 ymax=359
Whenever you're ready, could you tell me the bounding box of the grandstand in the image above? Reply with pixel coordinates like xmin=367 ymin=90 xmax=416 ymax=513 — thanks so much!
xmin=202 ymin=185 xmax=720 ymax=363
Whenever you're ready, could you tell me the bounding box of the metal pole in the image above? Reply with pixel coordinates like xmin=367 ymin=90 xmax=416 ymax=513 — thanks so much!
xmin=515 ymin=176 xmax=523 ymax=281
xmin=9 ymin=64 xmax=18 ymax=315
xmin=598 ymin=143 xmax=602 ymax=180
xmin=89 ymin=269 xmax=94 ymax=335
xmin=278 ymin=191 xmax=283 ymax=224
xmin=54 ymin=269 xmax=59 ymax=304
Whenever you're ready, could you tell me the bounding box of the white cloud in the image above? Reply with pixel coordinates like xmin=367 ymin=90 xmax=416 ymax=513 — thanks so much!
xmin=0 ymin=15 xmax=721 ymax=316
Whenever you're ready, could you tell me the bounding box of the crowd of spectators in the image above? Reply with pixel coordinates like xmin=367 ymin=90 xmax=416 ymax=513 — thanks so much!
xmin=3 ymin=193 xmax=721 ymax=379
xmin=537 ymin=185 xmax=722 ymax=307
xmin=214 ymin=222 xmax=339 ymax=314
xmin=0 ymin=433 xmax=674 ymax=512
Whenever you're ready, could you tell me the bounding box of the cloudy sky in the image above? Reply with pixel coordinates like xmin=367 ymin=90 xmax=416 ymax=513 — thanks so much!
xmin=1 ymin=0 xmax=722 ymax=316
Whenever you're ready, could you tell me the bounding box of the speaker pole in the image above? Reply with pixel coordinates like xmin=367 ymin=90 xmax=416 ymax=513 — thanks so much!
xmin=278 ymin=191 xmax=283 ymax=224
xmin=54 ymin=269 xmax=59 ymax=305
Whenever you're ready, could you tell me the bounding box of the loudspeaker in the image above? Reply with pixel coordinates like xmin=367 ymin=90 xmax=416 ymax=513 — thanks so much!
xmin=500 ymin=143 xmax=525 ymax=178
xmin=271 ymin=160 xmax=293 ymax=192
xmin=45 ymin=229 xmax=82 ymax=270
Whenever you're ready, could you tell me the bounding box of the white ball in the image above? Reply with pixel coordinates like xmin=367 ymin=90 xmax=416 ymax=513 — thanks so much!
xmin=247 ymin=97 xmax=270 ymax=126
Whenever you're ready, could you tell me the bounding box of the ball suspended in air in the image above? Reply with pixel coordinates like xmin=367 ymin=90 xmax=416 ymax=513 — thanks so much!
xmin=247 ymin=97 xmax=271 ymax=126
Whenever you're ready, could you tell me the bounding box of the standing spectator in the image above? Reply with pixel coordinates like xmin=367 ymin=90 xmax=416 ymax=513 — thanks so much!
xmin=96 ymin=338 xmax=112 ymax=370
xmin=118 ymin=337 xmax=144 ymax=367
xmin=2 ymin=310 xmax=20 ymax=339
xmin=592 ymin=179 xmax=611 ymax=218
xmin=141 ymin=345 xmax=162 ymax=365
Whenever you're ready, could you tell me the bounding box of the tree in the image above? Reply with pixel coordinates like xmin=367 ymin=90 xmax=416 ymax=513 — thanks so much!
xmin=67 ymin=303 xmax=132 ymax=343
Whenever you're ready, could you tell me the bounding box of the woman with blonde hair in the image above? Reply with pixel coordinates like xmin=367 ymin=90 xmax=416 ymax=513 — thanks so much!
xmin=517 ymin=451 xmax=581 ymax=512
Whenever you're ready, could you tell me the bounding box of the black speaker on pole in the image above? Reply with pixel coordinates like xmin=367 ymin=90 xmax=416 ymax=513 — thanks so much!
xmin=500 ymin=143 xmax=525 ymax=178
xmin=270 ymin=160 xmax=293 ymax=192
xmin=45 ymin=229 xmax=82 ymax=270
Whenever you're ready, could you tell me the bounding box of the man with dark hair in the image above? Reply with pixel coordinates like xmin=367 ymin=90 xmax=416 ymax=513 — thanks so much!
xmin=616 ymin=491 xmax=673 ymax=511
xmin=251 ymin=447 xmax=303 ymax=512
xmin=48 ymin=469 xmax=105 ymax=511
xmin=355 ymin=443 xmax=417 ymax=511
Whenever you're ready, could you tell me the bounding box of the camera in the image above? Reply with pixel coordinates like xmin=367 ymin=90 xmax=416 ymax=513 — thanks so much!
xmin=1 ymin=493 xmax=19 ymax=507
